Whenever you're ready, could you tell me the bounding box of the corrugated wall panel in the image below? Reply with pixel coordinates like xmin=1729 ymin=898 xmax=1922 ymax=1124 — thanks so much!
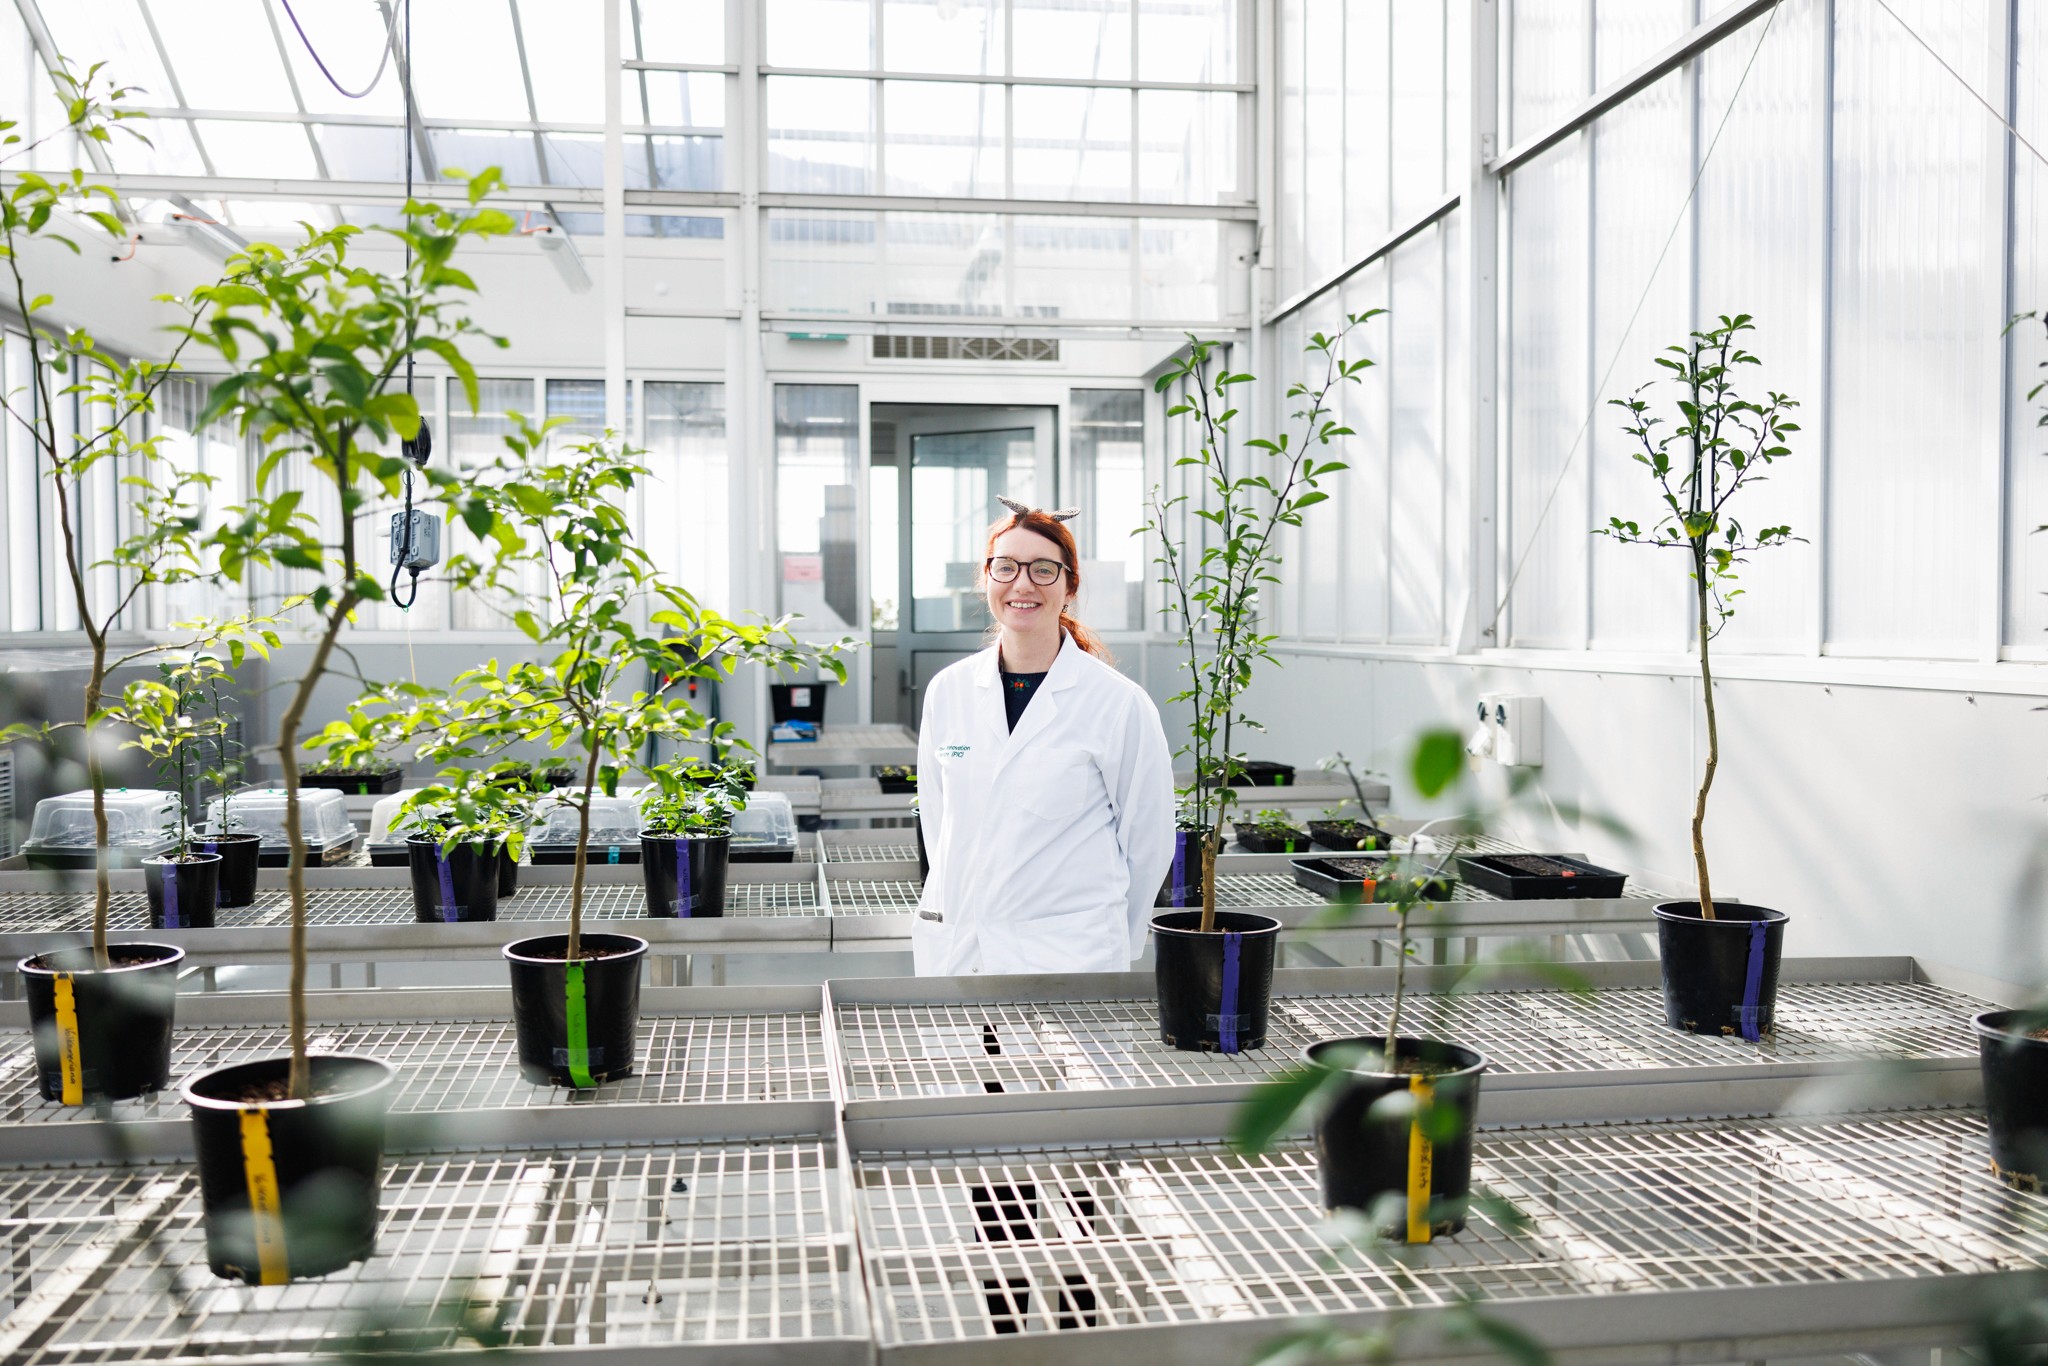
xmin=1827 ymin=0 xmax=2004 ymax=658
xmin=1694 ymin=0 xmax=1825 ymax=657
xmin=1587 ymin=69 xmax=1693 ymax=653
xmin=1388 ymin=228 xmax=1448 ymax=643
xmin=2005 ymin=2 xmax=2048 ymax=657
xmin=1505 ymin=135 xmax=1592 ymax=647
xmin=1338 ymin=268 xmax=1392 ymax=641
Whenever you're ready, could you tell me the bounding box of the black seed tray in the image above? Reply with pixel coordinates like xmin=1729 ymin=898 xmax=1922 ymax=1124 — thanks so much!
xmin=1291 ymin=855 xmax=1455 ymax=903
xmin=1232 ymin=826 xmax=1312 ymax=854
xmin=1456 ymin=853 xmax=1627 ymax=900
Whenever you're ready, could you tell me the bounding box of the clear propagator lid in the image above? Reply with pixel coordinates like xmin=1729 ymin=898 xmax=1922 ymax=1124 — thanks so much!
xmin=364 ymin=790 xmax=430 ymax=845
xmin=204 ymin=788 xmax=355 ymax=848
xmin=530 ymin=790 xmax=645 ymax=846
xmin=26 ymin=789 xmax=180 ymax=848
xmin=730 ymin=791 xmax=796 ymax=850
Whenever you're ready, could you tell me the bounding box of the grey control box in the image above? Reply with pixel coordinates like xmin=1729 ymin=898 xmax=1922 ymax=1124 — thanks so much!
xmin=388 ymin=509 xmax=442 ymax=571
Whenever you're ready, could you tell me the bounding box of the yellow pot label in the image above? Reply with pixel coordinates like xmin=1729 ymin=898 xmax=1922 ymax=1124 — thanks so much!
xmin=1406 ymin=1075 xmax=1434 ymax=1245
xmin=238 ymin=1109 xmax=291 ymax=1285
xmin=53 ymin=975 xmax=82 ymax=1106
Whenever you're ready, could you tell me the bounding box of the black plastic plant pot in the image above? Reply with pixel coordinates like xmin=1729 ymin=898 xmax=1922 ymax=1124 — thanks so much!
xmin=1975 ymin=1010 xmax=2048 ymax=1191
xmin=144 ymin=853 xmax=220 ymax=930
xmin=1307 ymin=820 xmax=1393 ymax=852
xmin=497 ymin=847 xmax=519 ymax=898
xmin=1150 ymin=910 xmax=1281 ymax=1053
xmin=183 ymin=1053 xmax=395 ymax=1284
xmin=1653 ymin=901 xmax=1789 ymax=1041
xmin=199 ymin=832 xmax=263 ymax=908
xmin=638 ymin=833 xmax=731 ymax=918
xmin=503 ymin=933 xmax=649 ymax=1087
xmin=18 ymin=942 xmax=186 ymax=1104
xmin=1307 ymin=1037 xmax=1488 ymax=1241
xmin=1154 ymin=827 xmax=1205 ymax=908
xmin=1233 ymin=826 xmax=1311 ymax=855
xmin=405 ymin=836 xmax=501 ymax=924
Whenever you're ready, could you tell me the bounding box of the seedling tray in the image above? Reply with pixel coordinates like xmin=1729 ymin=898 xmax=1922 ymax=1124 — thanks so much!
xmin=1232 ymin=826 xmax=1311 ymax=854
xmin=1305 ymin=819 xmax=1393 ymax=852
xmin=876 ymin=766 xmax=917 ymax=794
xmin=366 ymin=840 xmax=409 ymax=868
xmin=254 ymin=831 xmax=358 ymax=867
xmin=299 ymin=770 xmax=403 ymax=795
xmin=529 ymin=839 xmax=642 ymax=865
xmin=1291 ymin=854 xmax=1455 ymax=903
xmin=732 ymin=844 xmax=798 ymax=864
xmin=1457 ymin=852 xmax=1627 ymax=900
xmin=21 ymin=836 xmax=176 ymax=871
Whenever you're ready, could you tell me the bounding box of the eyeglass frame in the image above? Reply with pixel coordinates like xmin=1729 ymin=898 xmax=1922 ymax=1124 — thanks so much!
xmin=984 ymin=555 xmax=1072 ymax=586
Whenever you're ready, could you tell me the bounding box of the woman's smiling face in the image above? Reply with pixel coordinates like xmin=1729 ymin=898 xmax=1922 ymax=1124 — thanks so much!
xmin=984 ymin=525 xmax=1072 ymax=640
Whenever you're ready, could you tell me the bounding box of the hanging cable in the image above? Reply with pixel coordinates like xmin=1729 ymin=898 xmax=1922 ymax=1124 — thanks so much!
xmin=389 ymin=0 xmax=427 ymax=611
xmin=1869 ymin=0 xmax=2047 ymax=172
xmin=275 ymin=0 xmax=400 ymax=100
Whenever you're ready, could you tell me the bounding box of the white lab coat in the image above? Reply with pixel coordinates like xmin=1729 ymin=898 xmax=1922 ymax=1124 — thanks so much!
xmin=912 ymin=633 xmax=1176 ymax=976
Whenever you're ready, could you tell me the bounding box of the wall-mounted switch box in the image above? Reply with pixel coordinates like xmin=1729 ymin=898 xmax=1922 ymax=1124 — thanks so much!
xmin=388 ymin=510 xmax=441 ymax=571
xmin=1472 ymin=693 xmax=1543 ymax=767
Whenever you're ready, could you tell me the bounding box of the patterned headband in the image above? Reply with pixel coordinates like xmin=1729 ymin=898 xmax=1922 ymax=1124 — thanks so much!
xmin=995 ymin=494 xmax=1080 ymax=523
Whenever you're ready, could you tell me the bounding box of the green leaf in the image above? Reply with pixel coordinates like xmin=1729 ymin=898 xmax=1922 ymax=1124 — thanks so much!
xmin=1231 ymin=1062 xmax=1341 ymax=1154
xmin=1410 ymin=728 xmax=1464 ymax=799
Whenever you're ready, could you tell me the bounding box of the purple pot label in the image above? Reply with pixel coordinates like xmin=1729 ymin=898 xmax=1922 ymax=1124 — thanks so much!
xmin=436 ymin=852 xmax=458 ymax=922
xmin=161 ymin=868 xmax=179 ymax=929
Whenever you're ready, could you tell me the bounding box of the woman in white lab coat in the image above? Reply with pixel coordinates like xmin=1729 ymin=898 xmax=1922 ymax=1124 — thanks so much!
xmin=912 ymin=498 xmax=1176 ymax=976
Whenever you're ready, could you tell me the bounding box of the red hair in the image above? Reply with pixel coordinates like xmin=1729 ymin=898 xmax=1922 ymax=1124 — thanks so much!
xmin=983 ymin=509 xmax=1114 ymax=664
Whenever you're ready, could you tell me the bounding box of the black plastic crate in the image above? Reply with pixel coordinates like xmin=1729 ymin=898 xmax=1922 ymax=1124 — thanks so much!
xmin=1292 ymin=854 xmax=1455 ymax=903
xmin=22 ymin=837 xmax=175 ymax=871
xmin=1456 ymin=853 xmax=1627 ymax=900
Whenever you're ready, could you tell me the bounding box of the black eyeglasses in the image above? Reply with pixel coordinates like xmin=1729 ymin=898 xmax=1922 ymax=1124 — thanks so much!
xmin=986 ymin=556 xmax=1068 ymax=586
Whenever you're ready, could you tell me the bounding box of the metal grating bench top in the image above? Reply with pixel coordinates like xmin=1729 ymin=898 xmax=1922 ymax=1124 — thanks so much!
xmin=0 ymin=1009 xmax=831 ymax=1129
xmin=854 ymin=1107 xmax=2048 ymax=1355
xmin=0 ymin=1137 xmax=862 ymax=1365
xmin=834 ymin=978 xmax=1987 ymax=1099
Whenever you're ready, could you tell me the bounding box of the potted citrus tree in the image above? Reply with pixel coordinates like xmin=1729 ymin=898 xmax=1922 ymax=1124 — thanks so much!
xmin=638 ymin=760 xmax=749 ymax=918
xmin=118 ymin=656 xmax=235 ymax=930
xmin=1142 ymin=313 xmax=1378 ymax=1052
xmin=436 ymin=418 xmax=847 ymax=1089
xmin=171 ymin=170 xmax=511 ymax=1282
xmin=394 ymin=767 xmax=527 ymax=924
xmin=1597 ymin=313 xmax=1801 ymax=1042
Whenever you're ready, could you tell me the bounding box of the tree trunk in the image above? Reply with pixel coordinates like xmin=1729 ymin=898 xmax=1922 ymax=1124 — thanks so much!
xmin=1692 ymin=552 xmax=1717 ymax=921
xmin=280 ymin=598 xmax=357 ymax=1100
xmin=568 ymin=741 xmax=601 ymax=964
xmin=1199 ymin=814 xmax=1224 ymax=935
xmin=1383 ymin=906 xmax=1409 ymax=1064
xmin=83 ymin=670 xmax=111 ymax=970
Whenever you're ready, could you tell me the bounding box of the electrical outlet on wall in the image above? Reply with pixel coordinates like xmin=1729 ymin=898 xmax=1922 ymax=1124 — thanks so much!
xmin=1468 ymin=694 xmax=1542 ymax=767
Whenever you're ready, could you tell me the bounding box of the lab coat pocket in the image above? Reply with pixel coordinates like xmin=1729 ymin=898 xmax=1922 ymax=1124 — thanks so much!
xmin=1017 ymin=746 xmax=1094 ymax=820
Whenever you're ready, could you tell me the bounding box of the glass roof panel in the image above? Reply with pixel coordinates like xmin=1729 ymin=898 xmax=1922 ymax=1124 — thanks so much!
xmin=193 ymin=118 xmax=319 ymax=176
xmin=150 ymin=0 xmax=300 ymax=111
xmin=38 ymin=0 xmax=174 ymax=102
xmin=642 ymin=72 xmax=726 ymax=130
xmin=107 ymin=117 xmax=210 ymax=175
xmin=883 ymin=0 xmax=1004 ymax=75
xmin=766 ymin=76 xmax=874 ymax=194
xmin=1137 ymin=0 xmax=1236 ymax=83
xmin=766 ymin=0 xmax=873 ymax=70
xmin=314 ymin=123 xmax=409 ymax=180
xmin=220 ymin=198 xmax=332 ymax=228
xmin=515 ymin=0 xmax=604 ymax=124
xmin=883 ymin=81 xmax=1004 ymax=197
xmin=1012 ymin=0 xmax=1133 ymax=81
xmin=633 ymin=0 xmax=724 ymax=65
xmin=429 ymin=127 xmax=541 ymax=183
xmin=649 ymin=134 xmax=723 ymax=190
xmin=274 ymin=0 xmax=405 ymax=118
xmin=410 ymin=0 xmax=529 ymax=122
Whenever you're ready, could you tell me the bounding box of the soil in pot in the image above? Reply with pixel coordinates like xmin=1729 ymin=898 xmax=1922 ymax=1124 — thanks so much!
xmin=405 ymin=836 xmax=501 ymax=923
xmin=19 ymin=942 xmax=186 ymax=1103
xmin=497 ymin=847 xmax=519 ymax=898
xmin=1653 ymin=901 xmax=1789 ymax=1042
xmin=1150 ymin=910 xmax=1281 ymax=1052
xmin=639 ymin=833 xmax=730 ymax=918
xmin=1307 ymin=1036 xmax=1488 ymax=1241
xmin=1307 ymin=819 xmax=1393 ymax=852
xmin=144 ymin=852 xmax=221 ymax=930
xmin=503 ymin=933 xmax=649 ymax=1087
xmin=1975 ymin=1009 xmax=2048 ymax=1191
xmin=1233 ymin=825 xmax=1311 ymax=855
xmin=1154 ymin=828 xmax=1205 ymax=908
xmin=183 ymin=1054 xmax=396 ymax=1283
xmin=199 ymin=831 xmax=263 ymax=908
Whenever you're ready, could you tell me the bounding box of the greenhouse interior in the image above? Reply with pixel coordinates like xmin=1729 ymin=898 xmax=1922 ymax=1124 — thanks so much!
xmin=0 ymin=0 xmax=2044 ymax=1361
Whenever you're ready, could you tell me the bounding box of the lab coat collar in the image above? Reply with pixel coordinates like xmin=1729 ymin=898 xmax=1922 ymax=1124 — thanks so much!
xmin=990 ymin=633 xmax=1085 ymax=775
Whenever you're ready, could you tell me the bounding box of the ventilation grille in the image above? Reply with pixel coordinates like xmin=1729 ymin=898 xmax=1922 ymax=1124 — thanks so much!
xmin=872 ymin=335 xmax=1060 ymax=362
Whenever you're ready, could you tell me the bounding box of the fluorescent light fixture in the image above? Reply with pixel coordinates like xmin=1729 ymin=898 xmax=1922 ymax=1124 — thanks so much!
xmin=534 ymin=226 xmax=593 ymax=293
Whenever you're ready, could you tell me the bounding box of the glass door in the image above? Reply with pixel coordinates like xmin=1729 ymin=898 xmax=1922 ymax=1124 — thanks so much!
xmin=892 ymin=406 xmax=1057 ymax=724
